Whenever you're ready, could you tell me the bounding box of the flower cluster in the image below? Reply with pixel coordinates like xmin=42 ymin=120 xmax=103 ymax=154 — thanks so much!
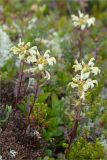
xmin=11 ymin=39 xmax=56 ymax=80
xmin=71 ymin=10 xmax=95 ymax=30
xmin=11 ymin=39 xmax=34 ymax=61
xmin=68 ymin=58 xmax=100 ymax=101
xmin=26 ymin=49 xmax=56 ymax=80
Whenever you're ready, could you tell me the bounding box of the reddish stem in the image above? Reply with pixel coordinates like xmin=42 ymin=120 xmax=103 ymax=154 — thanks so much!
xmin=66 ymin=105 xmax=81 ymax=156
xmin=23 ymin=83 xmax=39 ymax=137
xmin=15 ymin=61 xmax=24 ymax=106
xmin=78 ymin=31 xmax=84 ymax=62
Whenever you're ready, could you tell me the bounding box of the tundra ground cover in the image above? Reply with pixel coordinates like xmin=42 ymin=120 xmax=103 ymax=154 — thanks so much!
xmin=0 ymin=0 xmax=107 ymax=160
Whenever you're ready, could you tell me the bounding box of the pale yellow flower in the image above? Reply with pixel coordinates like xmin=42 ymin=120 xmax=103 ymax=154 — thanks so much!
xmin=73 ymin=59 xmax=82 ymax=72
xmin=44 ymin=71 xmax=51 ymax=80
xmin=83 ymin=79 xmax=98 ymax=91
xmin=68 ymin=81 xmax=78 ymax=88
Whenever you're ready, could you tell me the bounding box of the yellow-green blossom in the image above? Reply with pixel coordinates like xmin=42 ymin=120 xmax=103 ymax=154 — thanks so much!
xmin=68 ymin=58 xmax=100 ymax=101
xmin=11 ymin=39 xmax=39 ymax=62
xmin=26 ymin=49 xmax=56 ymax=80
xmin=11 ymin=40 xmax=56 ymax=80
xmin=73 ymin=57 xmax=100 ymax=77
xmin=27 ymin=49 xmax=56 ymax=69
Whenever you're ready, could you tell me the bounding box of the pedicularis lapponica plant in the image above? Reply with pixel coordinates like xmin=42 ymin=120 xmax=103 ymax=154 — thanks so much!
xmin=66 ymin=58 xmax=100 ymax=155
xmin=10 ymin=10 xmax=102 ymax=158
xmin=11 ymin=40 xmax=56 ymax=133
xmin=64 ymin=11 xmax=101 ymax=157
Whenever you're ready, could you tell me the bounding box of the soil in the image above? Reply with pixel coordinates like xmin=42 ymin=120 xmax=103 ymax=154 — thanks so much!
xmin=0 ymin=110 xmax=47 ymax=160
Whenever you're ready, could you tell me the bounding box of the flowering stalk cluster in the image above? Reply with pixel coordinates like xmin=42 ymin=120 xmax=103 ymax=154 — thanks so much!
xmin=71 ymin=10 xmax=95 ymax=30
xmin=68 ymin=57 xmax=100 ymax=101
xmin=11 ymin=39 xmax=56 ymax=136
xmin=66 ymin=58 xmax=100 ymax=156
xmin=11 ymin=39 xmax=56 ymax=80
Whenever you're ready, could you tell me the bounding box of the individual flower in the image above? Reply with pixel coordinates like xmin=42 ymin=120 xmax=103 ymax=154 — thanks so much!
xmin=73 ymin=59 xmax=82 ymax=72
xmin=80 ymin=71 xmax=90 ymax=80
xmin=44 ymin=70 xmax=51 ymax=80
xmin=68 ymin=81 xmax=78 ymax=88
xmin=71 ymin=10 xmax=95 ymax=30
xmin=88 ymin=57 xmax=95 ymax=67
xmin=83 ymin=79 xmax=98 ymax=91
xmin=91 ymin=66 xmax=101 ymax=75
